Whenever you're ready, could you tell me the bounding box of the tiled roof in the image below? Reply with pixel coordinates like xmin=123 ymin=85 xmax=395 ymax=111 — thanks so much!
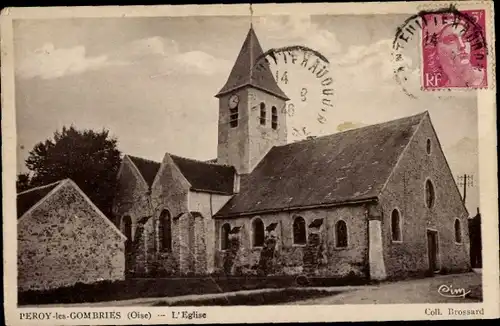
xmin=127 ymin=155 xmax=161 ymax=188
xmin=215 ymin=112 xmax=427 ymax=218
xmin=17 ymin=180 xmax=64 ymax=218
xmin=127 ymin=154 xmax=235 ymax=195
xmin=215 ymin=27 xmax=289 ymax=100
xmin=170 ymin=155 xmax=235 ymax=195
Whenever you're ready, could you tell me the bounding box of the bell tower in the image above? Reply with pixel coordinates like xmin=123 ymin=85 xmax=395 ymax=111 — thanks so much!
xmin=215 ymin=27 xmax=289 ymax=174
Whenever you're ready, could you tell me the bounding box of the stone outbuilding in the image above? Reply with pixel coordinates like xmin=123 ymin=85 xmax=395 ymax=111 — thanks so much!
xmin=17 ymin=179 xmax=126 ymax=292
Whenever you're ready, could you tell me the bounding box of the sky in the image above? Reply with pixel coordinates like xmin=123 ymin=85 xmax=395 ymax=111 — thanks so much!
xmin=13 ymin=13 xmax=479 ymax=214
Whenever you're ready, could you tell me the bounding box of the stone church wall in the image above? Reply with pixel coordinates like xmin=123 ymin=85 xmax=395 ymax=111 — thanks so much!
xmin=379 ymin=115 xmax=470 ymax=279
xmin=114 ymin=155 xmax=236 ymax=277
xmin=148 ymin=155 xmax=191 ymax=276
xmin=193 ymin=214 xmax=207 ymax=274
xmin=113 ymin=155 xmax=192 ymax=276
xmin=113 ymin=158 xmax=154 ymax=275
xmin=217 ymin=88 xmax=287 ymax=174
xmin=213 ymin=206 xmax=368 ymax=278
xmin=217 ymin=91 xmax=252 ymax=174
xmin=113 ymin=157 xmax=152 ymax=242
xmin=188 ymin=191 xmax=232 ymax=274
xmin=247 ymin=88 xmax=288 ymax=172
xmin=18 ymin=182 xmax=125 ymax=292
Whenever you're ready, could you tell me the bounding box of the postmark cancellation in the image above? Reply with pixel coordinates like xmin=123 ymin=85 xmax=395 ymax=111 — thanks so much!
xmin=1 ymin=1 xmax=498 ymax=325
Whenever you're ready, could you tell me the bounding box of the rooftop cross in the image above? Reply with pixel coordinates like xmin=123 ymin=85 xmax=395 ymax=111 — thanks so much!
xmin=250 ymin=3 xmax=253 ymax=27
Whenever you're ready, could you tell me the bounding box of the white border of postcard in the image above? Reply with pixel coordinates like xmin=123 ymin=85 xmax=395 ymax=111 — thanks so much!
xmin=2 ymin=1 xmax=498 ymax=324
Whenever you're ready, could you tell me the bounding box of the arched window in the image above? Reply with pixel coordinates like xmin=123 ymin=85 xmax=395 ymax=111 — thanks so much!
xmin=335 ymin=220 xmax=348 ymax=248
xmin=260 ymin=102 xmax=266 ymax=125
xmin=230 ymin=105 xmax=238 ymax=128
xmin=122 ymin=215 xmax=133 ymax=251
xmin=455 ymin=219 xmax=462 ymax=243
xmin=158 ymin=210 xmax=172 ymax=252
xmin=293 ymin=216 xmax=307 ymax=245
xmin=221 ymin=223 xmax=231 ymax=250
xmin=252 ymin=218 xmax=265 ymax=247
xmin=425 ymin=179 xmax=435 ymax=208
xmin=391 ymin=209 xmax=402 ymax=242
xmin=426 ymin=139 xmax=432 ymax=155
xmin=122 ymin=215 xmax=132 ymax=240
xmin=271 ymin=106 xmax=278 ymax=130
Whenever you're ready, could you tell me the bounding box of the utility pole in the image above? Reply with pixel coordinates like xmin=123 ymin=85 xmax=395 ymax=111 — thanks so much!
xmin=457 ymin=174 xmax=474 ymax=204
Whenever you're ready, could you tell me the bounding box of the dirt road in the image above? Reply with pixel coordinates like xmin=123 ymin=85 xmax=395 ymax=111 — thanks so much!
xmin=284 ymin=272 xmax=482 ymax=305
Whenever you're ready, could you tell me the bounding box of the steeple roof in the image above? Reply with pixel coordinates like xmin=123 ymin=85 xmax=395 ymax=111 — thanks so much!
xmin=215 ymin=27 xmax=289 ymax=100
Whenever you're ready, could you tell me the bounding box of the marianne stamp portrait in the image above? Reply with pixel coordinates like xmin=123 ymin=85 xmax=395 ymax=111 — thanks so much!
xmin=1 ymin=1 xmax=498 ymax=325
xmin=421 ymin=9 xmax=488 ymax=89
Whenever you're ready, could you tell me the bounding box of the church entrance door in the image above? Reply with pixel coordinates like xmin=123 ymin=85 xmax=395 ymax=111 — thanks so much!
xmin=426 ymin=229 xmax=439 ymax=273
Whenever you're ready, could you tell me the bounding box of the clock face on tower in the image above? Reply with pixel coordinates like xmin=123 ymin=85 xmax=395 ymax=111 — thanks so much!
xmin=228 ymin=94 xmax=240 ymax=109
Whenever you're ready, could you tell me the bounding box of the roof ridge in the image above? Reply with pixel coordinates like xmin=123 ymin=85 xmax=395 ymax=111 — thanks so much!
xmin=249 ymin=26 xmax=254 ymax=79
xmin=278 ymin=111 xmax=428 ymax=148
xmin=126 ymin=154 xmax=162 ymax=188
xmin=17 ymin=179 xmax=66 ymax=195
xmin=128 ymin=152 xmax=233 ymax=169
xmin=169 ymin=153 xmax=234 ymax=168
xmin=126 ymin=154 xmax=161 ymax=165
xmin=375 ymin=112 xmax=427 ymax=199
xmin=170 ymin=153 xmax=214 ymax=164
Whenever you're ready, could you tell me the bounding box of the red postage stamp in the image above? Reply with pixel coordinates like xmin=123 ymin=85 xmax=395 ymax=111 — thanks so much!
xmin=421 ymin=9 xmax=487 ymax=90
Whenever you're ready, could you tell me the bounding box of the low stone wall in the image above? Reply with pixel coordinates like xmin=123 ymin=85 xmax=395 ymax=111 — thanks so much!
xmin=213 ymin=206 xmax=369 ymax=279
xmin=214 ymin=228 xmax=367 ymax=279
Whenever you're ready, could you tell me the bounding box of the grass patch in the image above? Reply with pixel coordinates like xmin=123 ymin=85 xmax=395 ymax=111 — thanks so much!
xmin=306 ymin=276 xmax=369 ymax=287
xmin=18 ymin=276 xmax=297 ymax=305
xmin=18 ymin=275 xmax=370 ymax=306
xmin=152 ymin=288 xmax=341 ymax=306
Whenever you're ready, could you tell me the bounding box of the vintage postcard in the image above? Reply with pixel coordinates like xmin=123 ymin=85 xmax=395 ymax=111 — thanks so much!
xmin=1 ymin=1 xmax=498 ymax=324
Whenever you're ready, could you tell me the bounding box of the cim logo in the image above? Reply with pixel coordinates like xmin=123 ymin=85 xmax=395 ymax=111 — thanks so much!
xmin=437 ymin=284 xmax=471 ymax=298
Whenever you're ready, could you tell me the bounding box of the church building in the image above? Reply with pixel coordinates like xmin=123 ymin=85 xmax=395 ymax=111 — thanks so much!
xmin=112 ymin=27 xmax=471 ymax=281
